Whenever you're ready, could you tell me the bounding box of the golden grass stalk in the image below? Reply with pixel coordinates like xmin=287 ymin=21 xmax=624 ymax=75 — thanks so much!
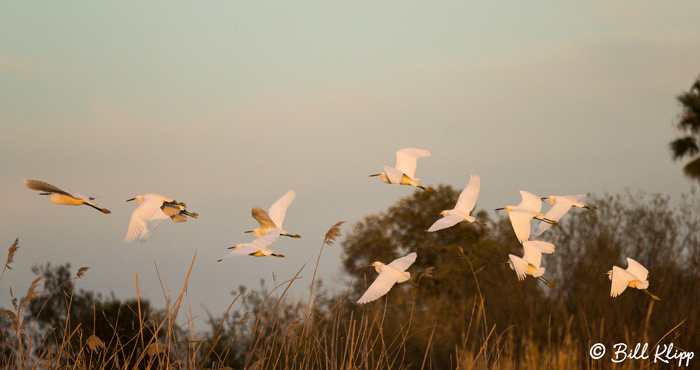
xmin=0 ymin=238 xmax=19 ymax=285
xmin=300 ymin=222 xmax=344 ymax=350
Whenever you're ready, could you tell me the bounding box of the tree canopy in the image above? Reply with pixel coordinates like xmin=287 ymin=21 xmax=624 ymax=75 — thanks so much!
xmin=670 ymin=76 xmax=700 ymax=181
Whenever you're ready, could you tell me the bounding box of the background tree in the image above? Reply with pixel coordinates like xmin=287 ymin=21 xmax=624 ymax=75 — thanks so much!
xmin=341 ymin=186 xmax=555 ymax=367
xmin=26 ymin=263 xmax=165 ymax=369
xmin=340 ymin=187 xmax=700 ymax=368
xmin=670 ymin=76 xmax=700 ymax=180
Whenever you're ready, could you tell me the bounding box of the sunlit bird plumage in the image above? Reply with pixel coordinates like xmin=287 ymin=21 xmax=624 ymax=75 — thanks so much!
xmin=24 ymin=179 xmax=111 ymax=214
xmin=427 ymin=174 xmax=484 ymax=232
xmin=357 ymin=252 xmax=417 ymax=304
xmin=496 ymin=190 xmax=558 ymax=243
xmin=608 ymin=258 xmax=660 ymax=301
xmin=124 ymin=193 xmax=198 ymax=243
xmin=370 ymin=148 xmax=434 ymax=192
xmin=217 ymin=229 xmax=283 ymax=261
xmin=246 ymin=189 xmax=300 ymax=238
xmin=508 ymin=240 xmax=556 ymax=288
xmin=535 ymin=194 xmax=597 ymax=236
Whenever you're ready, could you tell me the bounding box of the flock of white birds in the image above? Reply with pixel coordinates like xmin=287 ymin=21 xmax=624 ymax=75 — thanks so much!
xmin=22 ymin=147 xmax=660 ymax=304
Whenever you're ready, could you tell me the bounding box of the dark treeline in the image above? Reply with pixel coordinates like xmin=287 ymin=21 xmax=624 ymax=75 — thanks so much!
xmin=1 ymin=187 xmax=698 ymax=369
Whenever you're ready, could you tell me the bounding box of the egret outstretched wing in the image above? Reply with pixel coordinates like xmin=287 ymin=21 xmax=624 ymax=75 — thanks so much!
xmin=427 ymin=215 xmax=463 ymax=232
xmin=137 ymin=209 xmax=170 ymax=242
xmin=387 ymin=252 xmax=417 ymax=271
xmin=610 ymin=266 xmax=636 ymax=297
xmin=382 ymin=165 xmax=405 ymax=185
xmin=508 ymin=210 xmax=533 ymax=243
xmin=251 ymin=206 xmax=276 ymax=229
xmin=522 ymin=243 xmax=543 ymax=269
xmin=454 ymin=175 xmax=480 ymax=214
xmin=535 ymin=200 xmax=572 ymax=235
xmin=508 ymin=255 xmax=529 ymax=281
xmin=564 ymin=194 xmax=586 ymax=202
xmin=518 ymin=190 xmax=542 ymax=213
xmin=625 ymin=258 xmax=649 ymax=282
xmin=267 ymin=190 xmax=295 ymax=228
xmin=252 ymin=229 xmax=282 ymax=248
xmin=395 ymin=148 xmax=430 ymax=179
xmin=522 ymin=240 xmax=555 ymax=254
xmin=218 ymin=244 xmax=263 ymax=261
xmin=125 ymin=197 xmax=163 ymax=243
xmin=357 ymin=271 xmax=399 ymax=304
xmin=23 ymin=179 xmax=71 ymax=196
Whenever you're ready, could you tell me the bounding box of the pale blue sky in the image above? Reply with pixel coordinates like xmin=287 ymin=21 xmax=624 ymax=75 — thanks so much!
xmin=2 ymin=1 xmax=699 ymax=327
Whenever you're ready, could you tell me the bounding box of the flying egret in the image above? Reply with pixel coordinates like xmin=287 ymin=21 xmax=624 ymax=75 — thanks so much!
xmin=496 ymin=190 xmax=558 ymax=243
xmin=24 ymin=179 xmax=111 ymax=214
xmin=507 ymin=240 xmax=556 ymax=288
xmin=357 ymin=252 xmax=417 ymax=304
xmin=427 ymin=175 xmax=485 ymax=232
xmin=245 ymin=189 xmax=300 ymax=238
xmin=370 ymin=148 xmax=434 ymax=192
xmin=217 ymin=229 xmax=283 ymax=261
xmin=124 ymin=193 xmax=198 ymax=243
xmin=607 ymin=258 xmax=660 ymax=301
xmin=535 ymin=194 xmax=597 ymax=236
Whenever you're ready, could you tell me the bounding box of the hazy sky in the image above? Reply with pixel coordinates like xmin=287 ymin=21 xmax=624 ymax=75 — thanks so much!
xmin=2 ymin=2 xmax=699 ymax=328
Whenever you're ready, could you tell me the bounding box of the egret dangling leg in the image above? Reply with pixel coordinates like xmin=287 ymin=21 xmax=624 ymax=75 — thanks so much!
xmin=642 ymin=289 xmax=661 ymax=301
xmin=538 ymin=276 xmax=556 ymax=289
xmin=84 ymin=203 xmax=111 ymax=214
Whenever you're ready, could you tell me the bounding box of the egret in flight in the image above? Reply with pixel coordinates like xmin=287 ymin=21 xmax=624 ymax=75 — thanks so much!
xmin=507 ymin=240 xmax=556 ymax=288
xmin=535 ymin=194 xmax=597 ymax=236
xmin=607 ymin=258 xmax=660 ymax=301
xmin=124 ymin=193 xmax=198 ymax=243
xmin=24 ymin=179 xmax=111 ymax=214
xmin=357 ymin=252 xmax=417 ymax=304
xmin=217 ymin=229 xmax=283 ymax=261
xmin=427 ymin=175 xmax=485 ymax=232
xmin=245 ymin=189 xmax=300 ymax=238
xmin=496 ymin=190 xmax=558 ymax=243
xmin=370 ymin=148 xmax=434 ymax=192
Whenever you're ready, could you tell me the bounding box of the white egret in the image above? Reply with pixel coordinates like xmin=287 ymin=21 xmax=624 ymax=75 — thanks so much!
xmin=217 ymin=229 xmax=283 ymax=261
xmin=535 ymin=194 xmax=597 ymax=236
xmin=357 ymin=252 xmax=417 ymax=304
xmin=507 ymin=241 xmax=556 ymax=288
xmin=124 ymin=193 xmax=198 ymax=243
xmin=427 ymin=175 xmax=485 ymax=232
xmin=245 ymin=189 xmax=300 ymax=238
xmin=496 ymin=191 xmax=558 ymax=243
xmin=370 ymin=148 xmax=434 ymax=192
xmin=24 ymin=179 xmax=111 ymax=214
xmin=607 ymin=258 xmax=660 ymax=301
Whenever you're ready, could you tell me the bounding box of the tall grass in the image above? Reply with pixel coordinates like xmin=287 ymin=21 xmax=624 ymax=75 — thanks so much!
xmin=1 ymin=190 xmax=698 ymax=369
